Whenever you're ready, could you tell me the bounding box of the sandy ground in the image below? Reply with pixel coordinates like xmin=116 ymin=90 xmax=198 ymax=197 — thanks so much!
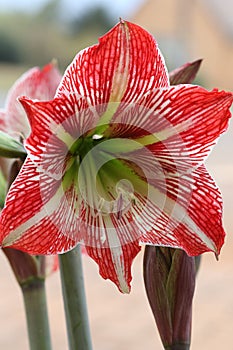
xmin=0 ymin=121 xmax=232 ymax=350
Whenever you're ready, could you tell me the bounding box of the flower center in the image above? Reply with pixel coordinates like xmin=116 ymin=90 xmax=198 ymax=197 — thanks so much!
xmin=61 ymin=131 xmax=149 ymax=221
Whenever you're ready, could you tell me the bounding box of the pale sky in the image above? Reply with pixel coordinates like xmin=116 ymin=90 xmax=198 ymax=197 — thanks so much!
xmin=0 ymin=0 xmax=144 ymax=19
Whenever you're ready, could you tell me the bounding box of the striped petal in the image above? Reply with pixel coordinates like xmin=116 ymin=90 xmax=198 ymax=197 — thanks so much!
xmin=0 ymin=157 xmax=76 ymax=254
xmin=108 ymin=85 xmax=232 ymax=171
xmin=0 ymin=155 xmax=142 ymax=292
xmin=86 ymin=242 xmax=141 ymax=293
xmin=4 ymin=62 xmax=61 ymax=138
xmin=145 ymin=86 xmax=233 ymax=171
xmin=56 ymin=20 xmax=169 ymax=106
xmin=20 ymin=95 xmax=98 ymax=178
xmin=140 ymin=165 xmax=225 ymax=256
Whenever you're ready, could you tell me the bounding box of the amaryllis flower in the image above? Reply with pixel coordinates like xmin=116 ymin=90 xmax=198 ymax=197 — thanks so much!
xmin=0 ymin=20 xmax=232 ymax=292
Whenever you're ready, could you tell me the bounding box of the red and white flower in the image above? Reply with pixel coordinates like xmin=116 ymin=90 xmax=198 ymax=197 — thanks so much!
xmin=0 ymin=21 xmax=232 ymax=292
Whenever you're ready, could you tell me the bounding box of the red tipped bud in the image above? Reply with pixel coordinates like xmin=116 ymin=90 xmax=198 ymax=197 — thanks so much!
xmin=169 ymin=59 xmax=202 ymax=85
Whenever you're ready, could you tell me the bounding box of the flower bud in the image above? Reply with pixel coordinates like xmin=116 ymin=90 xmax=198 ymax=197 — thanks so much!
xmin=169 ymin=59 xmax=202 ymax=85
xmin=0 ymin=131 xmax=26 ymax=159
xmin=3 ymin=248 xmax=42 ymax=285
xmin=143 ymin=246 xmax=195 ymax=350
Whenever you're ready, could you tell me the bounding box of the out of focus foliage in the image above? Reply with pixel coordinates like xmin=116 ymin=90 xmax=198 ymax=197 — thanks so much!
xmin=0 ymin=0 xmax=114 ymax=70
xmin=70 ymin=7 xmax=114 ymax=36
xmin=0 ymin=32 xmax=22 ymax=63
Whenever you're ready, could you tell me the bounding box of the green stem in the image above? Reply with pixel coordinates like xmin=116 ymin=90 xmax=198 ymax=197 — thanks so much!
xmin=21 ymin=278 xmax=52 ymax=350
xmin=59 ymin=245 xmax=93 ymax=350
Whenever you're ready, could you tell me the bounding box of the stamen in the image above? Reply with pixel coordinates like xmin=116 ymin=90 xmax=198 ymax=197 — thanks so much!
xmin=117 ymin=193 xmax=124 ymax=220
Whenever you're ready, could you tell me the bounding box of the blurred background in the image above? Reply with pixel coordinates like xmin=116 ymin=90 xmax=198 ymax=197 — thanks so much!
xmin=0 ymin=0 xmax=232 ymax=349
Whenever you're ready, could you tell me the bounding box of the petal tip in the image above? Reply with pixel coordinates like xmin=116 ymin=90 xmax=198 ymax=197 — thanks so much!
xmin=120 ymin=283 xmax=131 ymax=294
xmin=18 ymin=96 xmax=33 ymax=105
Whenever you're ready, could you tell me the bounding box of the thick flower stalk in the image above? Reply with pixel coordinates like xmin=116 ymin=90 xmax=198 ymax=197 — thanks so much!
xmin=0 ymin=20 xmax=232 ymax=294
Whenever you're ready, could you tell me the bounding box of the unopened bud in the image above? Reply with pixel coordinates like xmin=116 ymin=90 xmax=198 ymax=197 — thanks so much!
xmin=143 ymin=246 xmax=196 ymax=350
xmin=169 ymin=59 xmax=202 ymax=85
xmin=0 ymin=131 xmax=26 ymax=159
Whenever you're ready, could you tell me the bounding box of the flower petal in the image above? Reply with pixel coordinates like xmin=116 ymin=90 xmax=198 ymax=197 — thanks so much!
xmin=20 ymin=96 xmax=72 ymax=178
xmin=20 ymin=95 xmax=96 ymax=178
xmin=44 ymin=255 xmax=59 ymax=276
xmin=0 ymin=154 xmax=142 ymax=292
xmin=146 ymin=86 xmax=233 ymax=170
xmin=86 ymin=242 xmax=140 ymax=293
xmin=108 ymin=85 xmax=232 ymax=171
xmin=5 ymin=62 xmax=61 ymax=137
xmin=0 ymin=110 xmax=7 ymax=132
xmin=0 ymin=157 xmax=76 ymax=254
xmin=56 ymin=20 xmax=169 ymax=107
xmin=140 ymin=165 xmax=225 ymax=256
